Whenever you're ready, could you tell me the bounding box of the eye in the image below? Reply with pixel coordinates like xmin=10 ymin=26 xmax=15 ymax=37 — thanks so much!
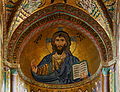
xmin=55 ymin=39 xmax=59 ymax=41
xmin=61 ymin=39 xmax=65 ymax=41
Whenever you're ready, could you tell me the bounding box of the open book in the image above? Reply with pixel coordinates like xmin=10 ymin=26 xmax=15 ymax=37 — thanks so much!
xmin=72 ymin=60 xmax=89 ymax=80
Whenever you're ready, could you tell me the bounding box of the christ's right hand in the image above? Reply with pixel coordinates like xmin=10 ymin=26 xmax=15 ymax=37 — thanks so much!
xmin=31 ymin=59 xmax=38 ymax=73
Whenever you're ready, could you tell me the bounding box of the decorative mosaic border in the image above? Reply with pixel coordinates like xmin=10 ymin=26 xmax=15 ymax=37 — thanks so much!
xmin=6 ymin=3 xmax=113 ymax=89
xmin=7 ymin=3 xmax=113 ymax=62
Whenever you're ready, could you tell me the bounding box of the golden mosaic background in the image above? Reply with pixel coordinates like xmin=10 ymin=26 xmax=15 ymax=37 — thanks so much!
xmin=20 ymin=25 xmax=101 ymax=80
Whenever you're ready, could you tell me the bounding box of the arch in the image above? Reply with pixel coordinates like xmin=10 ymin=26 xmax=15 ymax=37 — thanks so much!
xmin=6 ymin=3 xmax=113 ymax=88
xmin=7 ymin=3 xmax=113 ymax=63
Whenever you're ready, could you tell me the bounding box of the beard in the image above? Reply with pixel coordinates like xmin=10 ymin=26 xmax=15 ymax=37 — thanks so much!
xmin=54 ymin=45 xmax=67 ymax=55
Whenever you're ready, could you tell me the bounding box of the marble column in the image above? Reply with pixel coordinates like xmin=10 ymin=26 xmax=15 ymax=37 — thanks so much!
xmin=102 ymin=67 xmax=110 ymax=92
xmin=110 ymin=65 xmax=116 ymax=92
xmin=2 ymin=66 xmax=11 ymax=92
xmin=11 ymin=69 xmax=18 ymax=92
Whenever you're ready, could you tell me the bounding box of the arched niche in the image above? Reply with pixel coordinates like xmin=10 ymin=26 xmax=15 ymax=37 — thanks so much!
xmin=7 ymin=3 xmax=113 ymax=89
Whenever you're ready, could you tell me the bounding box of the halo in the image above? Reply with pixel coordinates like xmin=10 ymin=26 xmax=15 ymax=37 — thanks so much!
xmin=45 ymin=27 xmax=77 ymax=54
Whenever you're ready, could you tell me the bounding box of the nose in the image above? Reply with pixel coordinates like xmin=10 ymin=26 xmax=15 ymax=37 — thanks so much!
xmin=56 ymin=40 xmax=63 ymax=46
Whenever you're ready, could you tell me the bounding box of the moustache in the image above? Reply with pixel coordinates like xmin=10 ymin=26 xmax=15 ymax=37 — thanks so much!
xmin=57 ymin=46 xmax=63 ymax=48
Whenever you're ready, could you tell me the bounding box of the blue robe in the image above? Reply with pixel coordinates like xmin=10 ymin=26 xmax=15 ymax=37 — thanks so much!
xmin=32 ymin=52 xmax=89 ymax=84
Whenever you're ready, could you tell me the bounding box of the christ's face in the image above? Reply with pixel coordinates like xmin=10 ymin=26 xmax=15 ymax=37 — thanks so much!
xmin=54 ymin=36 xmax=67 ymax=50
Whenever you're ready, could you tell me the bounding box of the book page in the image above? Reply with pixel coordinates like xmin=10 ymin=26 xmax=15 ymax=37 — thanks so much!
xmin=73 ymin=64 xmax=81 ymax=80
xmin=72 ymin=60 xmax=88 ymax=80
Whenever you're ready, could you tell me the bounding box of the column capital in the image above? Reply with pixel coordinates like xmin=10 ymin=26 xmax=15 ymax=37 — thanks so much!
xmin=10 ymin=69 xmax=17 ymax=75
xmin=102 ymin=67 xmax=110 ymax=76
